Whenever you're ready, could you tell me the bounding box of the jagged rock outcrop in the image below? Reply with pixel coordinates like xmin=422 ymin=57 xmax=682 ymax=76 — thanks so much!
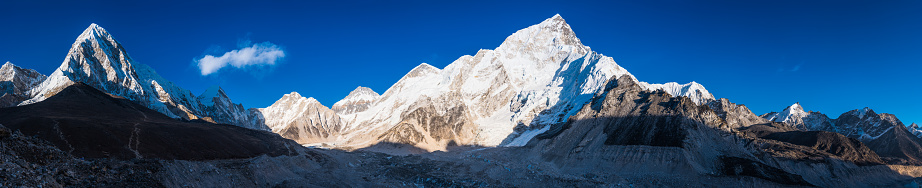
xmin=835 ymin=109 xmax=922 ymax=164
xmin=910 ymin=123 xmax=922 ymax=137
xmin=835 ymin=108 xmax=902 ymax=140
xmin=707 ymin=98 xmax=769 ymax=129
xmin=761 ymin=104 xmax=922 ymax=164
xmin=0 ymin=62 xmax=46 ymax=107
xmin=195 ymin=86 xmax=265 ymax=130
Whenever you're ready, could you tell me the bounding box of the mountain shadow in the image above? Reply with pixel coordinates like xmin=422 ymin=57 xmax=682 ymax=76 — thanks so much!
xmin=0 ymin=82 xmax=299 ymax=160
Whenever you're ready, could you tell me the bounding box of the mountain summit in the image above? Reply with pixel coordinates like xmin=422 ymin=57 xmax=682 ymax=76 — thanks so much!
xmin=332 ymin=86 xmax=380 ymax=115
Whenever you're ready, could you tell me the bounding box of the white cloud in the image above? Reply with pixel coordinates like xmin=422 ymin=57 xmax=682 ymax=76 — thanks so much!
xmin=196 ymin=42 xmax=285 ymax=75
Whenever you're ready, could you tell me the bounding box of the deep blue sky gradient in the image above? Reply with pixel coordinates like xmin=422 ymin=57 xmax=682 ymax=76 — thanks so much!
xmin=1 ymin=0 xmax=919 ymax=124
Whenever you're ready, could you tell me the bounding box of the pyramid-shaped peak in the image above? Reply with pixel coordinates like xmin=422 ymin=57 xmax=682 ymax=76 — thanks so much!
xmin=404 ymin=63 xmax=441 ymax=78
xmin=76 ymin=23 xmax=112 ymax=41
xmin=534 ymin=14 xmax=574 ymax=34
xmin=336 ymin=86 xmax=380 ymax=106
xmin=545 ymin=14 xmax=565 ymax=23
xmin=348 ymin=86 xmax=380 ymax=97
xmin=498 ymin=14 xmax=583 ymax=52
xmin=199 ymin=85 xmax=226 ymax=98
xmin=785 ymin=102 xmax=804 ymax=112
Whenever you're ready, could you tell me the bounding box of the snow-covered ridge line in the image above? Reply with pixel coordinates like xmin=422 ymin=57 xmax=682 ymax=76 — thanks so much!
xmin=274 ymin=14 xmax=722 ymax=150
xmin=761 ymin=103 xmax=917 ymax=141
xmin=638 ymin=81 xmax=714 ymax=105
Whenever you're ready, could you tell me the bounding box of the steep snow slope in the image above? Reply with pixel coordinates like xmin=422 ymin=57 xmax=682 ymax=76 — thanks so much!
xmin=0 ymin=62 xmax=47 ymax=107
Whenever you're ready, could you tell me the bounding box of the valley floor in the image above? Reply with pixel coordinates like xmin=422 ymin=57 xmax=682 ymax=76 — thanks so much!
xmin=6 ymin=124 xmax=922 ymax=188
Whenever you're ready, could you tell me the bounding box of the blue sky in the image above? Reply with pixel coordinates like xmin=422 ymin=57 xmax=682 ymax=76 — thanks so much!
xmin=1 ymin=1 xmax=919 ymax=124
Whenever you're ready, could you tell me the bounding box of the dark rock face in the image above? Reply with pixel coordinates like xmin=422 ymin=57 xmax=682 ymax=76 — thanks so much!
xmin=601 ymin=114 xmax=688 ymax=147
xmin=835 ymin=108 xmax=898 ymax=139
xmin=377 ymin=103 xmax=477 ymax=151
xmin=0 ymin=83 xmax=298 ymax=160
xmin=864 ymin=124 xmax=922 ymax=164
xmin=830 ymin=109 xmax=922 ymax=164
xmin=741 ymin=124 xmax=885 ymax=165
xmin=533 ymin=75 xmax=726 ymax=148
xmin=719 ymin=156 xmax=812 ymax=186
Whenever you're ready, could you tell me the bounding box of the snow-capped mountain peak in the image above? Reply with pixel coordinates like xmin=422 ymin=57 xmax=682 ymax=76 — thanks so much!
xmin=339 ymin=86 xmax=380 ymax=102
xmin=760 ymin=102 xmax=835 ymax=131
xmin=404 ymin=63 xmax=441 ymax=78
xmin=500 ymin=13 xmax=580 ymax=48
xmin=1 ymin=62 xmax=47 ymax=84
xmin=332 ymin=86 xmax=380 ymax=115
xmin=258 ymin=91 xmax=344 ymax=143
xmin=2 ymin=61 xmax=13 ymax=69
xmin=764 ymin=102 xmax=807 ymax=122
xmin=197 ymin=85 xmax=227 ymax=107
xmin=496 ymin=14 xmax=584 ymax=60
xmin=910 ymin=123 xmax=922 ymax=138
xmin=24 ymin=23 xmax=149 ymax=108
xmin=0 ymin=61 xmax=47 ymax=107
xmin=275 ymin=92 xmax=319 ymax=106
xmin=76 ymin=23 xmax=110 ymax=41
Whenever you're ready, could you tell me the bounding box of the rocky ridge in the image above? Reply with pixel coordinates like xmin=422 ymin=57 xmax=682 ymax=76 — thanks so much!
xmin=0 ymin=62 xmax=47 ymax=107
xmin=762 ymin=103 xmax=922 ymax=164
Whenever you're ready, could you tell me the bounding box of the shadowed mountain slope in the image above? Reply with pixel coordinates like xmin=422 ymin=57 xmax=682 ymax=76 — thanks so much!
xmin=0 ymin=82 xmax=298 ymax=160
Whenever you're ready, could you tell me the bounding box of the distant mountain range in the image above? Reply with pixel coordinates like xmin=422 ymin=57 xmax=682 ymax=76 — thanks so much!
xmin=2 ymin=14 xmax=920 ymax=187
